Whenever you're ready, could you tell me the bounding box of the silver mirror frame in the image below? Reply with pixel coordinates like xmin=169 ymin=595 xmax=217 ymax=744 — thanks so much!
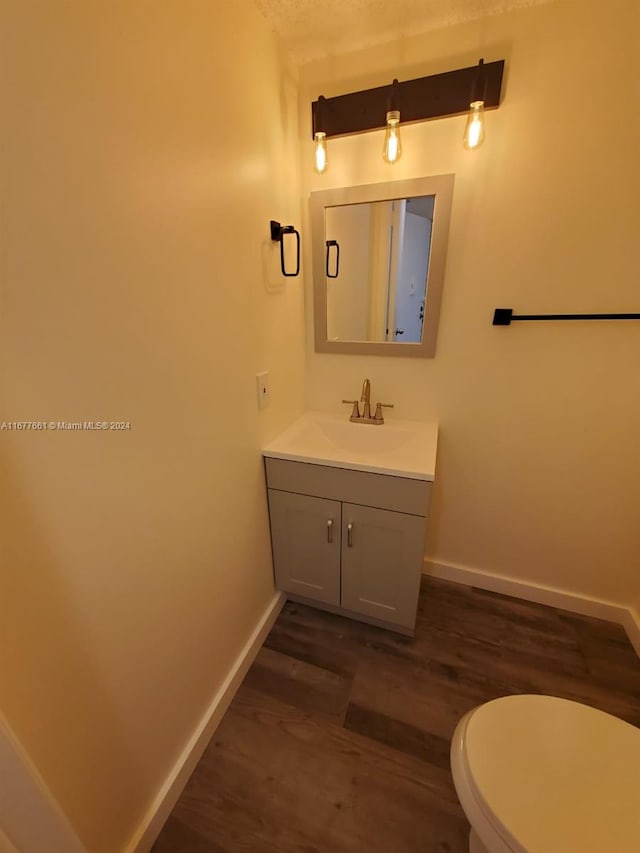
xmin=310 ymin=174 xmax=454 ymax=358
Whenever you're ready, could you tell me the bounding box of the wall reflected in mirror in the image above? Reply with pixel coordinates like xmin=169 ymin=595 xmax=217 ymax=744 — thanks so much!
xmin=325 ymin=195 xmax=434 ymax=344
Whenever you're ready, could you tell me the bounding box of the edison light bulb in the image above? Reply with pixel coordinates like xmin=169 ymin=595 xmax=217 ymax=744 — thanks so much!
xmin=314 ymin=131 xmax=328 ymax=174
xmin=463 ymin=100 xmax=485 ymax=150
xmin=382 ymin=110 xmax=402 ymax=164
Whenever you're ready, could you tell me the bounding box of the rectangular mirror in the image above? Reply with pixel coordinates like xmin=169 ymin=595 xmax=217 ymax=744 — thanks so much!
xmin=310 ymin=174 xmax=454 ymax=357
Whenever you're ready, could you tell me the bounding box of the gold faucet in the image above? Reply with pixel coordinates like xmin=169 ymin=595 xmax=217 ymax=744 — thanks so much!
xmin=342 ymin=378 xmax=394 ymax=425
xmin=360 ymin=378 xmax=371 ymax=420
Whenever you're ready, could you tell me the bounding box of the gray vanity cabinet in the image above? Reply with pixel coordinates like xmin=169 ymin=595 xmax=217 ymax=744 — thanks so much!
xmin=340 ymin=503 xmax=426 ymax=629
xmin=265 ymin=458 xmax=431 ymax=634
xmin=268 ymin=489 xmax=341 ymax=607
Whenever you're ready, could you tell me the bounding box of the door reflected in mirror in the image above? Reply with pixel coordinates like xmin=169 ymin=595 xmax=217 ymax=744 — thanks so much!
xmin=325 ymin=195 xmax=434 ymax=344
xmin=310 ymin=175 xmax=454 ymax=358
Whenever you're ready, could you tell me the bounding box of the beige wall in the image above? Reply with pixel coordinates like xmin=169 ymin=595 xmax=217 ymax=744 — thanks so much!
xmin=326 ymin=203 xmax=371 ymax=340
xmin=300 ymin=0 xmax=640 ymax=606
xmin=0 ymin=1 xmax=304 ymax=850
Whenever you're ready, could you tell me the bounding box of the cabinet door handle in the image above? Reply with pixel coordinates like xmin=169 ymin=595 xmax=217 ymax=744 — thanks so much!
xmin=327 ymin=518 xmax=333 ymax=544
xmin=347 ymin=521 xmax=353 ymax=547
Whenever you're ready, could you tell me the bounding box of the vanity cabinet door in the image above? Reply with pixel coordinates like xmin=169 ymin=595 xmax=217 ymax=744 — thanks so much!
xmin=268 ymin=489 xmax=341 ymax=606
xmin=341 ymin=503 xmax=426 ymax=631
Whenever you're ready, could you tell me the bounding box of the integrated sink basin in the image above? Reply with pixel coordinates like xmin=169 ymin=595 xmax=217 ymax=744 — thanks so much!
xmin=263 ymin=411 xmax=438 ymax=480
xmin=317 ymin=419 xmax=414 ymax=454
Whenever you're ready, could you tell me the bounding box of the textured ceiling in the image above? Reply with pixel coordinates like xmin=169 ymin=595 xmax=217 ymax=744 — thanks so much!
xmin=254 ymin=0 xmax=554 ymax=63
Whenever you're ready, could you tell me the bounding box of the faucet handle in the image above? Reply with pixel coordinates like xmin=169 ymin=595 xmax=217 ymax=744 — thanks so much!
xmin=373 ymin=402 xmax=394 ymax=423
xmin=342 ymin=399 xmax=360 ymax=419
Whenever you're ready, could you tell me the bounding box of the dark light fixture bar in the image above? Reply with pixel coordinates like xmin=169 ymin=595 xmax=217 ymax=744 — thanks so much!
xmin=493 ymin=308 xmax=640 ymax=326
xmin=311 ymin=59 xmax=504 ymax=139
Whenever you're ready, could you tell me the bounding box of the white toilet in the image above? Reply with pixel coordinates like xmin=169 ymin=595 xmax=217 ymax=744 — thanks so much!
xmin=450 ymin=694 xmax=640 ymax=852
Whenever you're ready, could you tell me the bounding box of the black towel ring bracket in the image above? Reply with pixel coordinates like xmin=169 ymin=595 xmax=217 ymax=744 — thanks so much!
xmin=270 ymin=220 xmax=300 ymax=277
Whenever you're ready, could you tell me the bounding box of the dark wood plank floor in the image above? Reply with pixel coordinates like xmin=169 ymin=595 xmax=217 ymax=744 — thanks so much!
xmin=153 ymin=577 xmax=640 ymax=852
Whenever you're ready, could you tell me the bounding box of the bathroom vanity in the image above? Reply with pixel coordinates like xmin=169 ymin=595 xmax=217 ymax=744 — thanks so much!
xmin=263 ymin=412 xmax=437 ymax=634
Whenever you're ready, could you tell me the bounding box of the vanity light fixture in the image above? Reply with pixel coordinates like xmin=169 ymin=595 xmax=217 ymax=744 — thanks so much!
xmin=313 ymin=95 xmax=329 ymax=174
xmin=463 ymin=58 xmax=486 ymax=150
xmin=382 ymin=79 xmax=402 ymax=165
xmin=310 ymin=59 xmax=504 ymax=169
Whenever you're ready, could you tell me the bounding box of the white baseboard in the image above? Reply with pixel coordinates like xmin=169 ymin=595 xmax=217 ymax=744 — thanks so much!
xmin=620 ymin=607 xmax=640 ymax=658
xmin=126 ymin=591 xmax=285 ymax=853
xmin=424 ymin=559 xmax=639 ymax=653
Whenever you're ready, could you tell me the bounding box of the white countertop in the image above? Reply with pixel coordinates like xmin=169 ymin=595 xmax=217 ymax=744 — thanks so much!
xmin=263 ymin=411 xmax=438 ymax=481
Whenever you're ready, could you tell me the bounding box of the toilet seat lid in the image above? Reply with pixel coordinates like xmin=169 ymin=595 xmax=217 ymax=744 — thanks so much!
xmin=463 ymin=695 xmax=640 ymax=852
